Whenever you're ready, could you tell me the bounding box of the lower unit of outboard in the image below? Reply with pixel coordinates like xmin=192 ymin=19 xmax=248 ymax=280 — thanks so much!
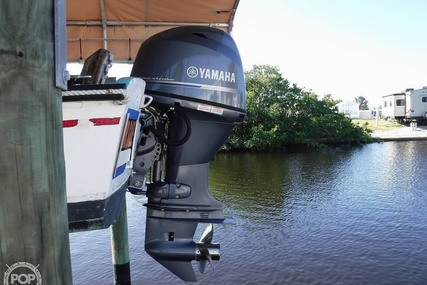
xmin=130 ymin=26 xmax=246 ymax=281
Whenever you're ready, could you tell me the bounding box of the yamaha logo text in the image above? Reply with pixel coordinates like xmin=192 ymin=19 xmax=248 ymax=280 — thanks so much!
xmin=187 ymin=66 xmax=236 ymax=83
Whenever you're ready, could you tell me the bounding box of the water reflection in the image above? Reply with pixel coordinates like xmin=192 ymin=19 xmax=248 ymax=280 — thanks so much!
xmin=209 ymin=146 xmax=364 ymax=225
xmin=208 ymin=142 xmax=427 ymax=284
xmin=209 ymin=153 xmax=287 ymax=224
xmin=71 ymin=141 xmax=427 ymax=285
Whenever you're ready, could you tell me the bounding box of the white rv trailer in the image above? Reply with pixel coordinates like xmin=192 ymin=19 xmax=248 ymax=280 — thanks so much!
xmin=405 ymin=87 xmax=427 ymax=120
xmin=382 ymin=87 xmax=427 ymax=122
xmin=382 ymin=92 xmax=406 ymax=122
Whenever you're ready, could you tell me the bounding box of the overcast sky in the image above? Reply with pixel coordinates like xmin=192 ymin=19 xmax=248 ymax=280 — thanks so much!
xmin=231 ymin=0 xmax=427 ymax=106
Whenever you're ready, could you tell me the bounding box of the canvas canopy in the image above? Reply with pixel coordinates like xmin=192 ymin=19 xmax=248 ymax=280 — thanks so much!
xmin=66 ymin=0 xmax=240 ymax=63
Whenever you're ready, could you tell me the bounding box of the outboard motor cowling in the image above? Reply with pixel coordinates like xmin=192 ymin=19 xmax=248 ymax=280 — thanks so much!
xmin=131 ymin=26 xmax=246 ymax=113
xmin=131 ymin=26 xmax=246 ymax=282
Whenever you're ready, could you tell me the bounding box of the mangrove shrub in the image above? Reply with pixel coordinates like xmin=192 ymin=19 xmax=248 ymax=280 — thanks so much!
xmin=224 ymin=65 xmax=371 ymax=151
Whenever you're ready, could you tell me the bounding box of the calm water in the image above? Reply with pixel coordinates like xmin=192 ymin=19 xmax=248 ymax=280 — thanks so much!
xmin=70 ymin=141 xmax=427 ymax=285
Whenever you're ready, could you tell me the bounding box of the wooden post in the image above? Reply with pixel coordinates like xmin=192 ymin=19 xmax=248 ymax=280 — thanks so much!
xmin=111 ymin=199 xmax=131 ymax=285
xmin=0 ymin=1 xmax=72 ymax=284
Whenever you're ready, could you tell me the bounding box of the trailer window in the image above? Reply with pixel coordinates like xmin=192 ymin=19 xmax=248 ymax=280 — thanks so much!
xmin=396 ymin=99 xmax=405 ymax=106
xmin=384 ymin=101 xmax=387 ymax=107
xmin=423 ymin=97 xmax=427 ymax=103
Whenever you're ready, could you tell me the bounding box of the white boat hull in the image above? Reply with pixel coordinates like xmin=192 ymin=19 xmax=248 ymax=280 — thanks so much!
xmin=62 ymin=77 xmax=147 ymax=230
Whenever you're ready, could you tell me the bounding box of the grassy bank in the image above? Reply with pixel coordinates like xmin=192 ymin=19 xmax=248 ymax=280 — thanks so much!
xmin=352 ymin=119 xmax=404 ymax=132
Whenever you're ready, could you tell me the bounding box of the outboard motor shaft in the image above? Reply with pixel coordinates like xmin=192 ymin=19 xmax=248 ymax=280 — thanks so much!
xmin=131 ymin=26 xmax=246 ymax=281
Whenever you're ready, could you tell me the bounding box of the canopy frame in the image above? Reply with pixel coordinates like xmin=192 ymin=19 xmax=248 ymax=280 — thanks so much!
xmin=66 ymin=0 xmax=240 ymax=63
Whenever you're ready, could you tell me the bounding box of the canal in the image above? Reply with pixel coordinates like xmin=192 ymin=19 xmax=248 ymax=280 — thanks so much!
xmin=70 ymin=141 xmax=427 ymax=284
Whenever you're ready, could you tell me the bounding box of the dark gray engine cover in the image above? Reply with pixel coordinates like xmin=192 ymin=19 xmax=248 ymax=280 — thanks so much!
xmin=131 ymin=26 xmax=246 ymax=113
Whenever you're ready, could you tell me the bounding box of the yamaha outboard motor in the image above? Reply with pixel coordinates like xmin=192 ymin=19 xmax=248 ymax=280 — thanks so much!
xmin=131 ymin=26 xmax=246 ymax=281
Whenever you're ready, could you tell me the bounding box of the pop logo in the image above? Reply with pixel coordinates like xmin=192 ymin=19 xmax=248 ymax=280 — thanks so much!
xmin=3 ymin=262 xmax=42 ymax=285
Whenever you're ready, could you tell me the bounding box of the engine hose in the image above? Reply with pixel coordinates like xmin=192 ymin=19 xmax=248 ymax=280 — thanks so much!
xmin=146 ymin=108 xmax=192 ymax=146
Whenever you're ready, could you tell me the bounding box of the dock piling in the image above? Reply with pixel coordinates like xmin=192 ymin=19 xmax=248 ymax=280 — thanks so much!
xmin=111 ymin=198 xmax=132 ymax=285
xmin=0 ymin=0 xmax=72 ymax=284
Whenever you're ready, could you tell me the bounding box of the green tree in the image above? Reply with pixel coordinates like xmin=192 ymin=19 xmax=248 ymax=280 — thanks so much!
xmin=355 ymin=96 xmax=369 ymax=110
xmin=224 ymin=65 xmax=371 ymax=151
xmin=323 ymin=94 xmax=342 ymax=107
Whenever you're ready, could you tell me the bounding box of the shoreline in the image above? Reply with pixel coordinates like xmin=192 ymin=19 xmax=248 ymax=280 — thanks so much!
xmin=370 ymin=124 xmax=427 ymax=141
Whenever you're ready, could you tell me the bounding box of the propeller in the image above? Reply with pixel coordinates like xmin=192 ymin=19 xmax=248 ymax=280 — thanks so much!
xmin=196 ymin=223 xmax=220 ymax=273
xmin=145 ymin=219 xmax=221 ymax=282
